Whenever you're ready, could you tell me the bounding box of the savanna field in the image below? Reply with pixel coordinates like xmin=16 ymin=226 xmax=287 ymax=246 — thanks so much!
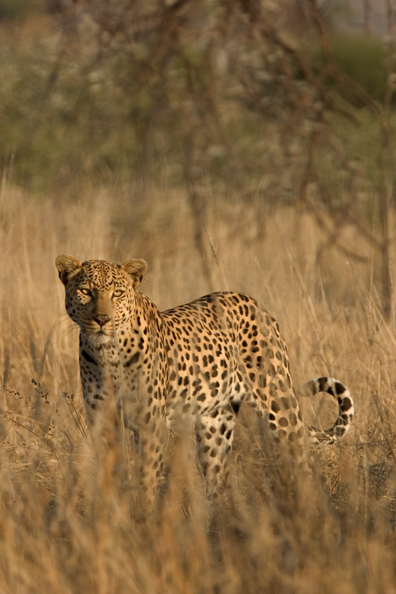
xmin=1 ymin=2 xmax=396 ymax=593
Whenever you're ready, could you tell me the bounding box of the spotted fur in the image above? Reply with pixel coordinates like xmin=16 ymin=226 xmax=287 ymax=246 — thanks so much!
xmin=56 ymin=256 xmax=354 ymax=502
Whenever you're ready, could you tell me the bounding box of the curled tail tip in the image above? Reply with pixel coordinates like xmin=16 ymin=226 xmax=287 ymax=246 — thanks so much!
xmin=299 ymin=376 xmax=354 ymax=444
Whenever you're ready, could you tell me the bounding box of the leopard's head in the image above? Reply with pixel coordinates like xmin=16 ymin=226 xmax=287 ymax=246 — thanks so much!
xmin=55 ymin=255 xmax=147 ymax=345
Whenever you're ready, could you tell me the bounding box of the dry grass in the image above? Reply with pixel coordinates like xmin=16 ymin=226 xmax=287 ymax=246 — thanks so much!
xmin=1 ymin=185 xmax=396 ymax=593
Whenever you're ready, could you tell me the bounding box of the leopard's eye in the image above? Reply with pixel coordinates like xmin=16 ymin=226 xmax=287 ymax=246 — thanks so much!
xmin=113 ymin=289 xmax=124 ymax=298
xmin=79 ymin=288 xmax=92 ymax=297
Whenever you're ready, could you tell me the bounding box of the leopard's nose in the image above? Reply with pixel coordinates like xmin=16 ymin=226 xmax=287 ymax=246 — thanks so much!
xmin=94 ymin=315 xmax=110 ymax=327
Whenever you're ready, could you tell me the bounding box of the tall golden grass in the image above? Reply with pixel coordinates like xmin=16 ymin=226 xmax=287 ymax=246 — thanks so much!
xmin=1 ymin=185 xmax=396 ymax=593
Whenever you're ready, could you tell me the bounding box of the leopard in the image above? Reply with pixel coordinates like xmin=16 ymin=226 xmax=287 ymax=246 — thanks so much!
xmin=56 ymin=255 xmax=354 ymax=505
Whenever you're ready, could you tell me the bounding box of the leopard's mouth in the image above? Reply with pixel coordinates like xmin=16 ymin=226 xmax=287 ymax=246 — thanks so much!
xmin=83 ymin=323 xmax=114 ymax=343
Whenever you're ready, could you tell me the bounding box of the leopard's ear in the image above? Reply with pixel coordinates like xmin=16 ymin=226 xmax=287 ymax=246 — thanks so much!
xmin=55 ymin=255 xmax=82 ymax=286
xmin=121 ymin=258 xmax=147 ymax=288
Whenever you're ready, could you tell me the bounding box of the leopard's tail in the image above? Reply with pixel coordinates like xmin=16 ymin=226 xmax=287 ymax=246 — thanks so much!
xmin=297 ymin=377 xmax=354 ymax=444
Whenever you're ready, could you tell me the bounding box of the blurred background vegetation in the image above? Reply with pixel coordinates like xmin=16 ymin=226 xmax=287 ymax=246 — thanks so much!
xmin=0 ymin=0 xmax=395 ymax=318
